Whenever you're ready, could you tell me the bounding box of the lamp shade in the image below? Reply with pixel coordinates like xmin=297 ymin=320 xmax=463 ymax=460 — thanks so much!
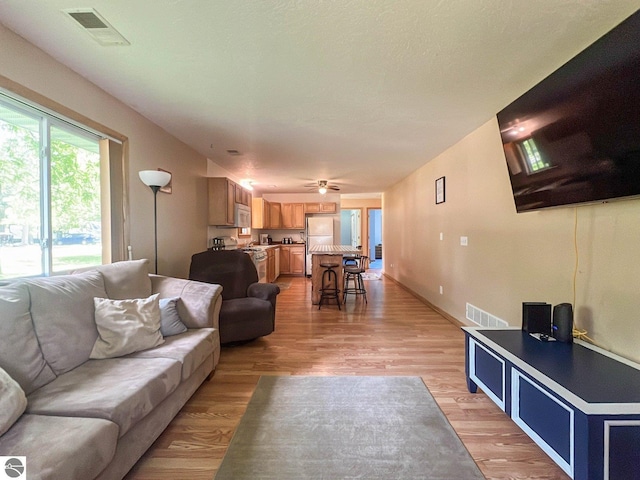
xmin=318 ymin=187 xmax=327 ymax=195
xmin=139 ymin=170 xmax=171 ymax=187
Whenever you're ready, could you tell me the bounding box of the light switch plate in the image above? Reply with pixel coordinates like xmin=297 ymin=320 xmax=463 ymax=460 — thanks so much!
xmin=460 ymin=236 xmax=468 ymax=246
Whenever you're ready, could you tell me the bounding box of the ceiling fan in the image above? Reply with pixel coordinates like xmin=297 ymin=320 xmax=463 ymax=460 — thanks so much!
xmin=305 ymin=180 xmax=340 ymax=194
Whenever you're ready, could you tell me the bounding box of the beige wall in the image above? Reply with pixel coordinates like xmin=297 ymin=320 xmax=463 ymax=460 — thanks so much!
xmin=384 ymin=118 xmax=640 ymax=362
xmin=0 ymin=24 xmax=208 ymax=278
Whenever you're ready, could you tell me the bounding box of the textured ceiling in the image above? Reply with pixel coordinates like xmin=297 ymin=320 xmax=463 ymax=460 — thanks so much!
xmin=1 ymin=1 xmax=638 ymax=194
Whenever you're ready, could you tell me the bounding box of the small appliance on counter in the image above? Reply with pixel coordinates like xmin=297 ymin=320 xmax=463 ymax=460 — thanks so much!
xmin=209 ymin=236 xmax=238 ymax=251
xmin=260 ymin=233 xmax=269 ymax=245
xmin=210 ymin=237 xmax=225 ymax=251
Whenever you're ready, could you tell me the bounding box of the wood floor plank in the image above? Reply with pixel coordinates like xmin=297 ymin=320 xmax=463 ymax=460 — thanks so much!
xmin=125 ymin=274 xmax=569 ymax=480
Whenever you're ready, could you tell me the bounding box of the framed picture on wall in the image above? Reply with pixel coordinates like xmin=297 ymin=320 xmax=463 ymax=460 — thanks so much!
xmin=435 ymin=176 xmax=445 ymax=204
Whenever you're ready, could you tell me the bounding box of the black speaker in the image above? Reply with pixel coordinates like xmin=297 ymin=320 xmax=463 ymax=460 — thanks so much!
xmin=553 ymin=303 xmax=573 ymax=343
xmin=522 ymin=302 xmax=552 ymax=335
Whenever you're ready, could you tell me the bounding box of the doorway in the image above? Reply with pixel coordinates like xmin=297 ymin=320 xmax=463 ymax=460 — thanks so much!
xmin=368 ymin=208 xmax=382 ymax=269
xmin=340 ymin=209 xmax=362 ymax=248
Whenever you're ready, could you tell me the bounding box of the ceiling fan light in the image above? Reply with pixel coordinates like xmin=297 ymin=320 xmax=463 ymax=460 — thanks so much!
xmin=318 ymin=186 xmax=327 ymax=195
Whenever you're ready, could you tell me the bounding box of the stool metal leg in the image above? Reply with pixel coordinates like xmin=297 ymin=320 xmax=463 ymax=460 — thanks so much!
xmin=319 ymin=266 xmax=341 ymax=310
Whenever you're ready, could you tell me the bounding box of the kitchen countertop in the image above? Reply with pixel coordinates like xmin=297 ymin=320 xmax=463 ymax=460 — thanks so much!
xmin=309 ymin=244 xmax=361 ymax=254
xmin=253 ymin=243 xmax=305 ymax=250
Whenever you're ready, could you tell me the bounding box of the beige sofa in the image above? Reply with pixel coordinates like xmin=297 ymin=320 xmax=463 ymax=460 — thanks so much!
xmin=0 ymin=260 xmax=223 ymax=480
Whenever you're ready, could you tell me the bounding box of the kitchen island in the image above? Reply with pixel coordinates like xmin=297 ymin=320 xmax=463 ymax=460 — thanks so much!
xmin=309 ymin=245 xmax=362 ymax=304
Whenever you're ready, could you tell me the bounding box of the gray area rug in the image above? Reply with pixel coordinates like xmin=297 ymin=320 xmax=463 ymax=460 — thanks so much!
xmin=215 ymin=376 xmax=485 ymax=479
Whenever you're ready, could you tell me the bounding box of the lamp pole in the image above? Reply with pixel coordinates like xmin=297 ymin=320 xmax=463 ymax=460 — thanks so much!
xmin=150 ymin=184 xmax=161 ymax=274
xmin=138 ymin=170 xmax=171 ymax=275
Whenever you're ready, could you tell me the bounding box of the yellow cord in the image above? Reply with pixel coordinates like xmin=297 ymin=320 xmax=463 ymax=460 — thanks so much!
xmin=571 ymin=207 xmax=597 ymax=345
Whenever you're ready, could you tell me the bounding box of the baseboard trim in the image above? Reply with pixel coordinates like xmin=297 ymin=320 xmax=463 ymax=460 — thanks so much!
xmin=382 ymin=273 xmax=465 ymax=328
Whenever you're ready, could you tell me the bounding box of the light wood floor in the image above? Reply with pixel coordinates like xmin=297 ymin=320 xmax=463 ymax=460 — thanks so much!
xmin=125 ymin=274 xmax=569 ymax=480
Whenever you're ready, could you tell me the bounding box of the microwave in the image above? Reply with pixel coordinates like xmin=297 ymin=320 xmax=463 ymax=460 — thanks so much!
xmin=235 ymin=203 xmax=251 ymax=228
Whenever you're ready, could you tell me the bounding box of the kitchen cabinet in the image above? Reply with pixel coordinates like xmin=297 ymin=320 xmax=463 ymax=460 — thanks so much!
xmin=279 ymin=245 xmax=305 ymax=275
xmin=304 ymin=202 xmax=336 ymax=214
xmin=235 ymin=185 xmax=250 ymax=206
xmin=290 ymin=246 xmax=305 ymax=274
xmin=281 ymin=203 xmax=305 ymax=229
xmin=252 ymin=198 xmax=271 ymax=229
xmin=208 ymin=178 xmax=237 ymax=226
xmin=268 ymin=202 xmax=282 ymax=229
xmin=266 ymin=247 xmax=278 ymax=283
xmin=208 ymin=177 xmax=252 ymax=226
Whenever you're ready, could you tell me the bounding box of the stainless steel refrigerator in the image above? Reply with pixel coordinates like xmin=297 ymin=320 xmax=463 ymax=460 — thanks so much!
xmin=305 ymin=216 xmax=334 ymax=276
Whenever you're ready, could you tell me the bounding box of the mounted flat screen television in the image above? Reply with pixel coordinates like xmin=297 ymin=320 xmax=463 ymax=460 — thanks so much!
xmin=497 ymin=10 xmax=640 ymax=213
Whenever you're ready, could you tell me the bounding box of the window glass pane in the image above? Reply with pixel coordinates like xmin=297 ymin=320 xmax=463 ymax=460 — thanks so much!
xmin=50 ymin=125 xmax=102 ymax=272
xmin=521 ymin=138 xmax=550 ymax=173
xmin=0 ymin=105 xmax=42 ymax=279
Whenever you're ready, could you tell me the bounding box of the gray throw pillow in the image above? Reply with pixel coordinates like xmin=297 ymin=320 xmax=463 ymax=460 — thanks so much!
xmin=159 ymin=297 xmax=188 ymax=337
xmin=96 ymin=259 xmax=152 ymax=300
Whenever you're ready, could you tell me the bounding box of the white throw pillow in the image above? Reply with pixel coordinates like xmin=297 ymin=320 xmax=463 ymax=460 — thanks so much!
xmin=0 ymin=366 xmax=27 ymax=437
xmin=159 ymin=297 xmax=188 ymax=337
xmin=90 ymin=294 xmax=164 ymax=359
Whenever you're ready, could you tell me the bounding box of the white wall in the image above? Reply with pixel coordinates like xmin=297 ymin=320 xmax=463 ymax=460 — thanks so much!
xmin=0 ymin=24 xmax=208 ymax=278
xmin=384 ymin=118 xmax=640 ymax=363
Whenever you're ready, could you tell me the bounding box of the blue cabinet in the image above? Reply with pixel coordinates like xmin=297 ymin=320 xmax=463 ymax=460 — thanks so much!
xmin=464 ymin=328 xmax=640 ymax=480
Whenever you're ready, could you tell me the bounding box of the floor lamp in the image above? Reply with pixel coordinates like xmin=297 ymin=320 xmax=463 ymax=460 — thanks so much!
xmin=139 ymin=170 xmax=172 ymax=274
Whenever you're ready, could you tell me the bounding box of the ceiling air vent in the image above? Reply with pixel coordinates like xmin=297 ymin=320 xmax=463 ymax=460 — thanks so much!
xmin=62 ymin=8 xmax=130 ymax=46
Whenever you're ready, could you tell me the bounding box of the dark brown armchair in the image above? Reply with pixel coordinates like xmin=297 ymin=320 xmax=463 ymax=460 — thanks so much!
xmin=189 ymin=250 xmax=280 ymax=344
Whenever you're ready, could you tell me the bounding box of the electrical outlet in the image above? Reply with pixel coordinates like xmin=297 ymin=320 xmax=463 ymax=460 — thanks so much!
xmin=460 ymin=236 xmax=468 ymax=246
xmin=439 ymin=285 xmax=443 ymax=295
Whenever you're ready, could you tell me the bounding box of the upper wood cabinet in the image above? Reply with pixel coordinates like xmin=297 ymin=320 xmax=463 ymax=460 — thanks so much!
xmin=269 ymin=202 xmax=282 ymax=229
xmin=235 ymin=186 xmax=250 ymax=206
xmin=208 ymin=177 xmax=252 ymax=226
xmin=304 ymin=202 xmax=336 ymax=214
xmin=252 ymin=198 xmax=269 ymax=229
xmin=208 ymin=177 xmax=235 ymax=226
xmin=281 ymin=203 xmax=305 ymax=229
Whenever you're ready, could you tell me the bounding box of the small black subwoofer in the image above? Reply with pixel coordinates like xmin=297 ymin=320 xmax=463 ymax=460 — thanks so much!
xmin=553 ymin=303 xmax=573 ymax=343
xmin=522 ymin=302 xmax=552 ymax=335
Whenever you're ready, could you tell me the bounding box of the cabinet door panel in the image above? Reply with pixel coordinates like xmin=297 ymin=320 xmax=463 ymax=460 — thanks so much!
xmin=280 ymin=246 xmax=291 ymax=273
xmin=291 ymin=249 xmax=305 ymax=274
xmin=281 ymin=203 xmax=293 ymax=228
xmin=512 ymin=369 xmax=573 ymax=476
xmin=469 ymin=338 xmax=505 ymax=410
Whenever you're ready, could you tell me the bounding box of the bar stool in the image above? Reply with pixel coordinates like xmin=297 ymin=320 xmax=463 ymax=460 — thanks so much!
xmin=318 ymin=262 xmax=341 ymax=310
xmin=343 ymin=255 xmax=368 ymax=304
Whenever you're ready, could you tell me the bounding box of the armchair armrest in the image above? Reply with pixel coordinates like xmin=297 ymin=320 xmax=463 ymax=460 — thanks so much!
xmin=150 ymin=275 xmax=223 ymax=330
xmin=247 ymin=282 xmax=280 ymax=302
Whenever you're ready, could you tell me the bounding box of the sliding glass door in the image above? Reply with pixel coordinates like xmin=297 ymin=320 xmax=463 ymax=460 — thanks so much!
xmin=0 ymin=96 xmax=103 ymax=279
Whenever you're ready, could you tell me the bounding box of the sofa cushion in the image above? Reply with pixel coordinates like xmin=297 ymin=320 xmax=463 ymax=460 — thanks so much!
xmin=96 ymin=259 xmax=152 ymax=299
xmin=0 ymin=414 xmax=118 ymax=480
xmin=0 ymin=283 xmax=56 ymax=394
xmin=90 ymin=294 xmax=164 ymax=359
xmin=0 ymin=366 xmax=27 ymax=437
xmin=26 ymin=357 xmax=182 ymax=437
xmin=159 ymin=296 xmax=188 ymax=336
xmin=126 ymin=328 xmax=216 ymax=380
xmin=26 ymin=271 xmax=107 ymax=375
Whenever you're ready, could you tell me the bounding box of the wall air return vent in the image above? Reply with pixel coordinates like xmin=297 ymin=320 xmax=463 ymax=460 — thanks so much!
xmin=466 ymin=303 xmax=509 ymax=328
xmin=62 ymin=8 xmax=130 ymax=46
